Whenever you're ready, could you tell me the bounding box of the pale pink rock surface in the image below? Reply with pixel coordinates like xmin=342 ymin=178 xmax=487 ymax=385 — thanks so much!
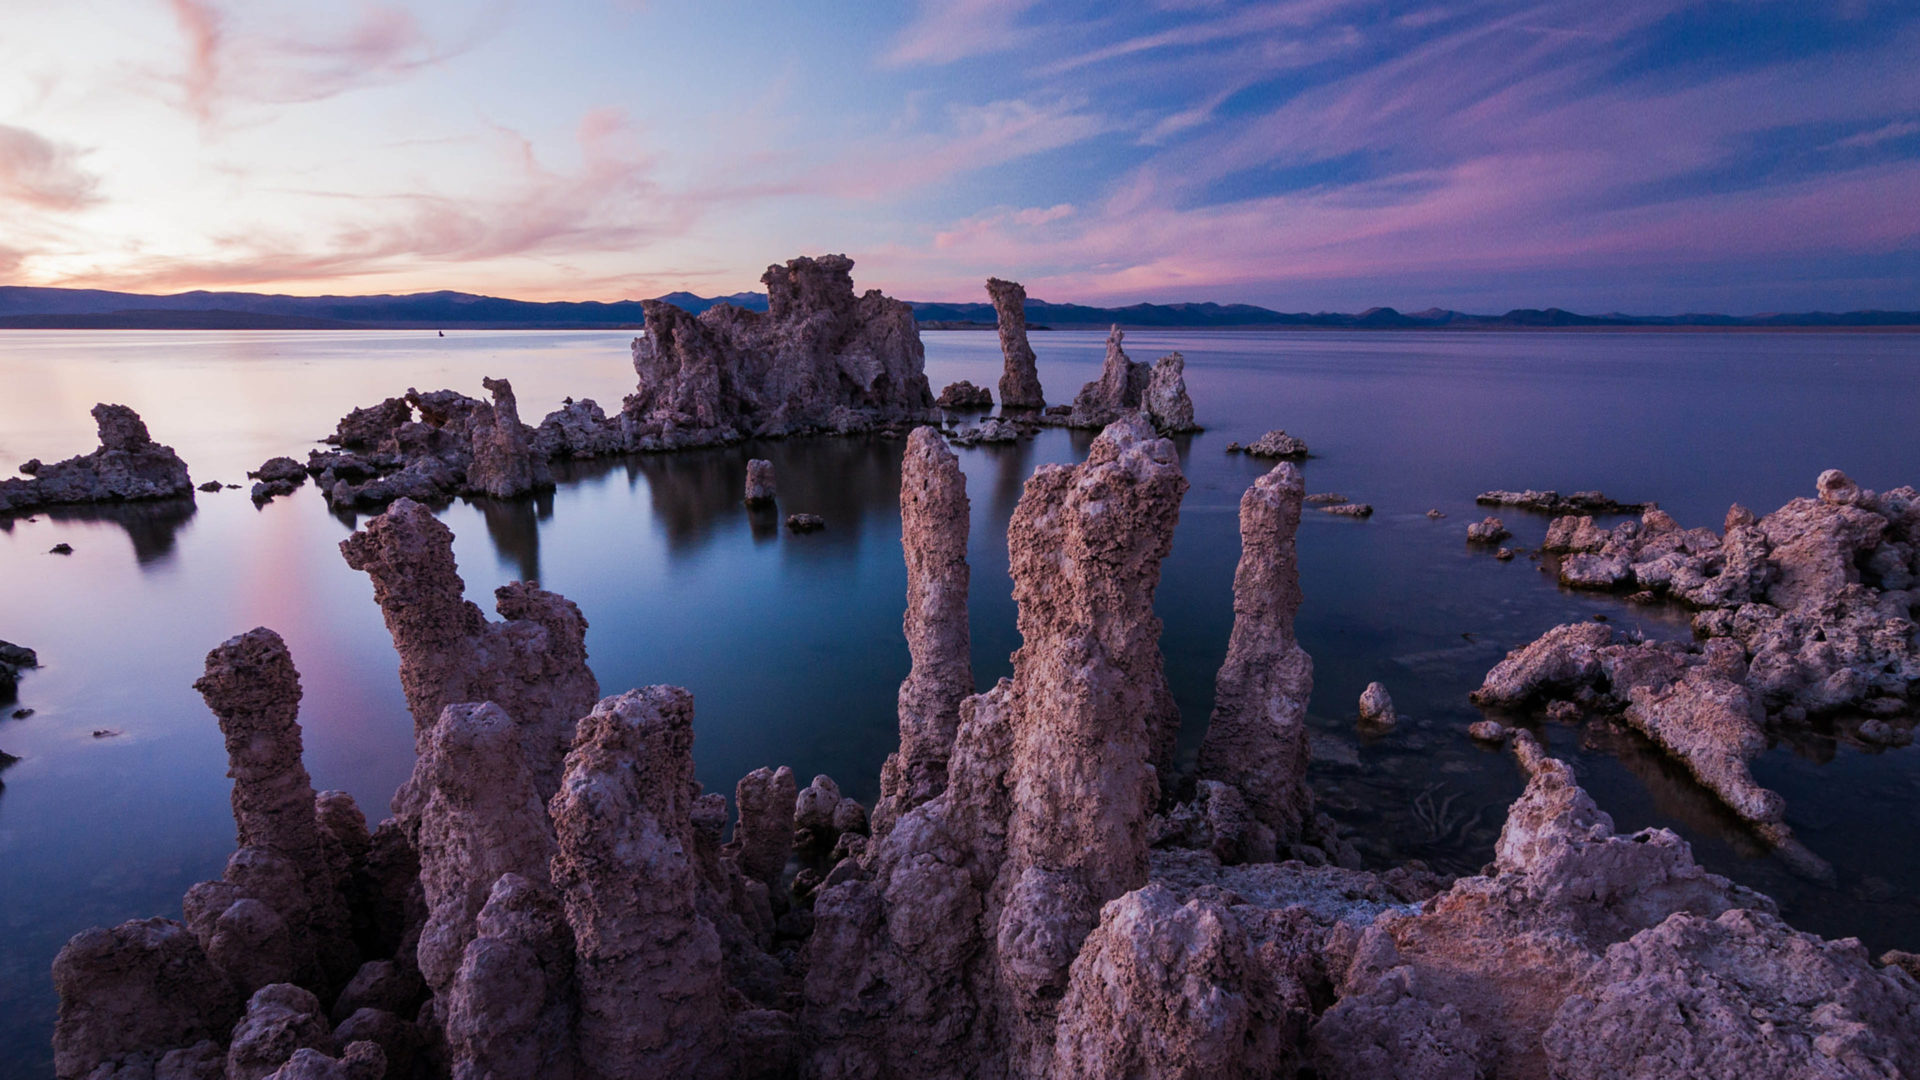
xmin=444 ymin=872 xmax=577 ymax=1080
xmin=1197 ymin=462 xmax=1315 ymax=849
xmin=988 ymin=278 xmax=1044 ymax=409
xmin=744 ymin=458 xmax=777 ymax=504
xmin=340 ymin=497 xmax=598 ymax=804
xmin=549 ymin=687 xmax=732 ymax=1080
xmin=874 ymin=428 xmax=974 ymax=835
xmin=410 ymin=701 xmax=559 ymax=1001
xmin=1143 ymin=351 xmax=1198 ymax=434
xmin=1544 ymin=908 xmax=1920 ymax=1079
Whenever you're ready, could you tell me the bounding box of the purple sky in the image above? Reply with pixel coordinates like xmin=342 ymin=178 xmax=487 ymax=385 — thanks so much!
xmin=3 ymin=0 xmax=1917 ymax=311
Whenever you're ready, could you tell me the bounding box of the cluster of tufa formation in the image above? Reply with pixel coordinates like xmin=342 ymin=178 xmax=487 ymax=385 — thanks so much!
xmin=622 ymin=255 xmax=933 ymax=449
xmin=1476 ymin=470 xmax=1920 ymax=860
xmin=1065 ymin=326 xmax=1199 ymax=434
xmin=52 ymin=426 xmax=1920 ymax=1079
xmin=302 ymin=379 xmax=555 ymax=510
xmin=0 ymin=405 xmax=193 ymax=513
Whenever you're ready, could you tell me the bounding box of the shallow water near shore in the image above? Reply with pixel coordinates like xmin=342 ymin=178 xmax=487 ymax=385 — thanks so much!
xmin=1 ymin=327 xmax=1918 ymax=1074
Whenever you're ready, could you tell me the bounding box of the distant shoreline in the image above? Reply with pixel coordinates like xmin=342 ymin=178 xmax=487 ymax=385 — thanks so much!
xmin=1 ymin=320 xmax=1915 ymax=333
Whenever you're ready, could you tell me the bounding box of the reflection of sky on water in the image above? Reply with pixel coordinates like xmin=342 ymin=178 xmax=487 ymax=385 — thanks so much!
xmin=1 ymin=328 xmax=1918 ymax=1075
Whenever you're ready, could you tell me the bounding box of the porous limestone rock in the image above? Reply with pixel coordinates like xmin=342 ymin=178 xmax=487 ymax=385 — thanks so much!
xmin=1196 ymin=462 xmax=1315 ymax=850
xmin=948 ymin=417 xmax=1021 ymax=446
xmin=225 ymin=983 xmax=334 ymax=1080
xmin=726 ymin=765 xmax=798 ymax=890
xmin=0 ymin=404 xmax=192 ymax=513
xmin=410 ymin=701 xmax=559 ymax=1000
xmin=51 ymin=919 xmax=242 ymax=1080
xmin=1242 ymin=430 xmax=1308 ymax=458
xmin=1357 ymin=681 xmax=1397 ymax=730
xmin=1543 ymin=908 xmax=1920 ymax=1079
xmin=1143 ymin=351 xmax=1199 ymax=434
xmin=1466 ymin=516 xmax=1509 ymax=544
xmin=623 ymin=255 xmax=933 ymax=448
xmin=989 ymin=278 xmax=1044 ymax=409
xmin=535 ymin=398 xmax=625 ymax=460
xmin=444 ymin=872 xmax=577 ymax=1080
xmin=1320 ymin=502 xmax=1372 ymax=518
xmin=261 ymin=1042 xmax=387 ymax=1080
xmin=466 ymin=376 xmax=553 ymax=499
xmin=744 ymin=459 xmax=777 ymax=505
xmin=1068 ymin=326 xmax=1147 ymax=428
xmin=1312 ymin=733 xmax=1767 ymax=1080
xmin=190 ymin=629 xmax=355 ymax=993
xmin=1476 ymin=489 xmax=1645 ymax=515
xmin=874 ymin=427 xmax=974 ymax=835
xmin=935 ymin=381 xmax=993 ymax=409
xmin=340 ymin=497 xmax=598 ymax=804
xmin=549 ymin=687 xmax=732 ymax=1080
xmin=1048 ymin=884 xmax=1316 ymax=1079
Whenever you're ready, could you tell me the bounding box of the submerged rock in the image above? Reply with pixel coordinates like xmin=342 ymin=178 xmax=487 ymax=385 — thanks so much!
xmin=989 ymin=277 xmax=1044 ymax=409
xmin=623 ymin=254 xmax=933 ymax=449
xmin=935 ymin=380 xmax=993 ymax=409
xmin=0 ymin=404 xmax=193 ymax=513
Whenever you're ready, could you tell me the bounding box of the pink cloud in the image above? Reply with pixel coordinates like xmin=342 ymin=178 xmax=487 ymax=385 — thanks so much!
xmin=885 ymin=0 xmax=1040 ymax=67
xmin=0 ymin=125 xmax=100 ymax=211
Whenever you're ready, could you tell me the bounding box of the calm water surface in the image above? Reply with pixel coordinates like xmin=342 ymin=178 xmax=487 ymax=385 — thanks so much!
xmin=1 ymin=328 xmax=1917 ymax=1074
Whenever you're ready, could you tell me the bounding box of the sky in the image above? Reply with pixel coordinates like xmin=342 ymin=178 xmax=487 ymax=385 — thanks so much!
xmin=1 ymin=0 xmax=1917 ymax=312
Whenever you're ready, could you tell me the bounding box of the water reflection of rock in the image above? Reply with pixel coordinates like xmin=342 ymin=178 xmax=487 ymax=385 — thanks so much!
xmin=0 ymin=497 xmax=198 ymax=565
xmin=468 ymin=490 xmax=553 ymax=584
xmin=1576 ymin=717 xmax=1773 ymax=860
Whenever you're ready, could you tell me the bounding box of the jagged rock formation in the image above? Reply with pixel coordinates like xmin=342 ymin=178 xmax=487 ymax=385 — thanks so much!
xmin=935 ymin=381 xmax=993 ymax=409
xmin=1068 ymin=326 xmax=1148 ymax=428
xmin=745 ymin=459 xmax=777 ymax=505
xmin=0 ymin=404 xmax=192 ymax=513
xmin=1195 ymin=463 xmax=1319 ymax=855
xmin=536 ymin=398 xmax=626 ymax=460
xmin=466 ymin=377 xmax=553 ymax=499
xmin=804 ymin=415 xmax=1187 ymax=1077
xmin=622 ymin=255 xmax=933 ymax=449
xmin=50 ymin=440 xmax=1920 ymax=1080
xmin=948 ymin=417 xmax=1021 ymax=446
xmin=1143 ymin=351 xmax=1198 ymax=434
xmin=550 ymin=687 xmax=733 ymax=1080
xmin=340 ymin=497 xmax=598 ymax=804
xmin=1466 ymin=516 xmax=1509 ymax=544
xmin=988 ymin=278 xmax=1044 ymax=409
xmin=250 ymin=457 xmax=309 ymax=503
xmin=873 ymin=428 xmax=973 ymax=836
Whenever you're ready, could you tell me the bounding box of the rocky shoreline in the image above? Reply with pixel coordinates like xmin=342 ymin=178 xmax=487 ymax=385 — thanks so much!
xmin=47 ymin=415 xmax=1920 ymax=1079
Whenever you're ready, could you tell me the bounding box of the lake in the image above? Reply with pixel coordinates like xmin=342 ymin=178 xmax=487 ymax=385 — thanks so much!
xmin=1 ymin=327 xmax=1917 ymax=1075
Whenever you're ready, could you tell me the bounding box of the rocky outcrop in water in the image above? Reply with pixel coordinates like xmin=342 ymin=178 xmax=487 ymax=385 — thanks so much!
xmin=250 ymin=457 xmax=309 ymax=503
xmin=50 ymin=439 xmax=1920 ymax=1080
xmin=0 ymin=404 xmax=193 ymax=513
xmin=340 ymin=497 xmax=599 ymax=804
xmin=1 ymin=638 xmax=36 ymax=702
xmin=1478 ymin=489 xmax=1646 ymax=515
xmin=935 ymin=381 xmax=993 ymax=409
xmin=623 ymin=255 xmax=933 ymax=449
xmin=988 ymin=278 xmax=1044 ymax=410
xmin=535 ymin=398 xmax=625 ymax=460
xmin=466 ymin=377 xmax=553 ymax=499
xmin=1232 ymin=429 xmax=1308 ymax=458
xmin=1195 ymin=462 xmax=1318 ymax=855
xmin=744 ymin=459 xmax=777 ymax=505
xmin=1143 ymin=351 xmax=1198 ymax=434
xmin=1068 ymin=326 xmax=1148 ymax=428
xmin=873 ymin=428 xmax=973 ymax=836
xmin=1530 ymin=472 xmax=1917 ymax=721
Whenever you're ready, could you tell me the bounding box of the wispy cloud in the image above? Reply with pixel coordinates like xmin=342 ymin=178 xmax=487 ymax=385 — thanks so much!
xmin=165 ymin=0 xmax=494 ymax=124
xmin=885 ymin=0 xmax=1040 ymax=67
xmin=0 ymin=125 xmax=101 ymax=211
xmin=1829 ymin=118 xmax=1920 ymax=151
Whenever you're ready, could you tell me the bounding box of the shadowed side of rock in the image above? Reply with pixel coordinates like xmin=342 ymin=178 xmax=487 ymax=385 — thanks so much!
xmin=989 ymin=278 xmax=1044 ymax=409
xmin=0 ymin=404 xmax=193 ymax=513
xmin=1067 ymin=326 xmax=1146 ymax=428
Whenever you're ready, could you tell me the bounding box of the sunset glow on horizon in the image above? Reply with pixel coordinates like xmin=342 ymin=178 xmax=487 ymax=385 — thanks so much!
xmin=3 ymin=0 xmax=1918 ymax=311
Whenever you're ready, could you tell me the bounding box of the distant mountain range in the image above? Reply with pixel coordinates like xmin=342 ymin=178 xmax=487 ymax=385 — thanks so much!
xmin=0 ymin=285 xmax=1914 ymax=330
